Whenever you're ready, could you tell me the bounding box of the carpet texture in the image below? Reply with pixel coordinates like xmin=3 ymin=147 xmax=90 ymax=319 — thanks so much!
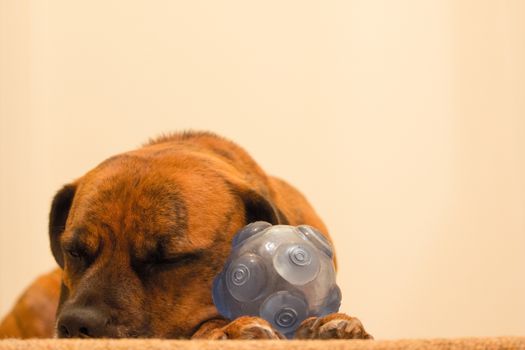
xmin=0 ymin=337 xmax=523 ymax=350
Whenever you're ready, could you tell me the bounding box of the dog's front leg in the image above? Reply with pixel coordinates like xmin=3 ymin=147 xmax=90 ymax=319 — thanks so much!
xmin=294 ymin=313 xmax=373 ymax=340
xmin=192 ymin=316 xmax=284 ymax=340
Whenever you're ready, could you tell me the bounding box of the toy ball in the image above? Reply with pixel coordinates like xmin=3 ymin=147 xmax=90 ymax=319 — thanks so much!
xmin=212 ymin=222 xmax=341 ymax=338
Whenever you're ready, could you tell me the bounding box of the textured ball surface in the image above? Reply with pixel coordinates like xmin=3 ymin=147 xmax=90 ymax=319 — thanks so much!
xmin=212 ymin=222 xmax=341 ymax=338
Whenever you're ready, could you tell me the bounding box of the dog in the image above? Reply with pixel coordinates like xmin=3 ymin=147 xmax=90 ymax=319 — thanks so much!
xmin=0 ymin=131 xmax=372 ymax=340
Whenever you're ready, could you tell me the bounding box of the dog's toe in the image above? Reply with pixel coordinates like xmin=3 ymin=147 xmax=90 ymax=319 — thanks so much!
xmin=199 ymin=316 xmax=284 ymax=340
xmin=295 ymin=313 xmax=373 ymax=340
xmin=236 ymin=318 xmax=283 ymax=339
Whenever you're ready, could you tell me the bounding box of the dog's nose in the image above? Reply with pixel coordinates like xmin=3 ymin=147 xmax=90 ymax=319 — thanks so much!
xmin=57 ymin=307 xmax=109 ymax=338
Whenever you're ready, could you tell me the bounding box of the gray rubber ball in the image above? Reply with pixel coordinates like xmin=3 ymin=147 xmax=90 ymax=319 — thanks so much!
xmin=212 ymin=222 xmax=341 ymax=338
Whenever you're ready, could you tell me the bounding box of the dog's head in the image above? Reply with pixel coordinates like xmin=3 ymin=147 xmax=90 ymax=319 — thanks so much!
xmin=49 ymin=134 xmax=287 ymax=338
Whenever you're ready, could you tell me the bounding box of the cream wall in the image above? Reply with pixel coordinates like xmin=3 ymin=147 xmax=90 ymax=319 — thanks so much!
xmin=0 ymin=0 xmax=524 ymax=339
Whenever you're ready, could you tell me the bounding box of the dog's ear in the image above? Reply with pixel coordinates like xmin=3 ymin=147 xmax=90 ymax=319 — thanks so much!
xmin=235 ymin=187 xmax=289 ymax=225
xmin=49 ymin=184 xmax=76 ymax=268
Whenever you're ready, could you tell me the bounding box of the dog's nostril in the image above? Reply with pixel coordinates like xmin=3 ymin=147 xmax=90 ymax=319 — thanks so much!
xmin=79 ymin=327 xmax=90 ymax=337
xmin=59 ymin=325 xmax=71 ymax=338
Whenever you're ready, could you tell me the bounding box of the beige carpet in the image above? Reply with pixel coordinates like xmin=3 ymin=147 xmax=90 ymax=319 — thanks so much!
xmin=0 ymin=337 xmax=523 ymax=350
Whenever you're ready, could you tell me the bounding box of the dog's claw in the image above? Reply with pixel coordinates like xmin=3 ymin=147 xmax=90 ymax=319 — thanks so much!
xmin=294 ymin=313 xmax=373 ymax=340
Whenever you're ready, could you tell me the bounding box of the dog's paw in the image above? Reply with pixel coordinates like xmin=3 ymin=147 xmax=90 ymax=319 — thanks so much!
xmin=294 ymin=313 xmax=373 ymax=340
xmin=194 ymin=316 xmax=284 ymax=340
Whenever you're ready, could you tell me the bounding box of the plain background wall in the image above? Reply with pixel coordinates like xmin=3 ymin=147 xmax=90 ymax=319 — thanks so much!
xmin=1 ymin=0 xmax=524 ymax=339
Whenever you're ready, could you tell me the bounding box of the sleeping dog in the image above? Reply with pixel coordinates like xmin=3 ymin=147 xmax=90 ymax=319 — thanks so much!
xmin=0 ymin=132 xmax=372 ymax=340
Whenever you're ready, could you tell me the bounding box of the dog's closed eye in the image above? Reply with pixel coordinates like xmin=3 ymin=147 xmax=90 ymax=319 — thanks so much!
xmin=65 ymin=248 xmax=81 ymax=258
xmin=153 ymin=251 xmax=202 ymax=268
xmin=61 ymin=244 xmax=95 ymax=273
xmin=133 ymin=251 xmax=203 ymax=276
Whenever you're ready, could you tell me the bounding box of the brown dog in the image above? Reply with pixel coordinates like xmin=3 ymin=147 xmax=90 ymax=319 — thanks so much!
xmin=0 ymin=132 xmax=372 ymax=340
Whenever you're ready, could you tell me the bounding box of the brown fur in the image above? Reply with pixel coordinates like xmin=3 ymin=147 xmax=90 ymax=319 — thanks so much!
xmin=0 ymin=270 xmax=60 ymax=338
xmin=0 ymin=131 xmax=370 ymax=339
